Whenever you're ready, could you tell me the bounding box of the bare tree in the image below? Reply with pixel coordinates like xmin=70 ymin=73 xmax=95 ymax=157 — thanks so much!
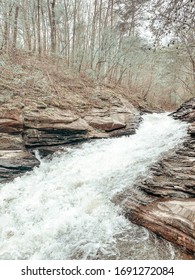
xmin=12 ymin=4 xmax=19 ymax=50
xmin=22 ymin=0 xmax=32 ymax=51
xmin=37 ymin=0 xmax=41 ymax=55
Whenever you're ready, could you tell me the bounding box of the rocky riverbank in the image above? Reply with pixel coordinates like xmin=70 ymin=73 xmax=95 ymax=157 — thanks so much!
xmin=116 ymin=98 xmax=195 ymax=255
xmin=0 ymin=100 xmax=140 ymax=183
xmin=0 ymin=54 xmax=141 ymax=183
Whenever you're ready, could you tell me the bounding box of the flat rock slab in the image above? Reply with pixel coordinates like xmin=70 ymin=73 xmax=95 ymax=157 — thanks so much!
xmin=126 ymin=198 xmax=195 ymax=253
xmin=84 ymin=115 xmax=126 ymax=132
xmin=22 ymin=97 xmax=140 ymax=149
xmin=0 ymin=88 xmax=141 ymax=182
xmin=23 ymin=108 xmax=80 ymax=129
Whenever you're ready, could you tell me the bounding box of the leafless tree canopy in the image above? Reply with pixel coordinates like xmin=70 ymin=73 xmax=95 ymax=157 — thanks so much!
xmin=150 ymin=0 xmax=195 ymax=38
xmin=0 ymin=0 xmax=194 ymax=106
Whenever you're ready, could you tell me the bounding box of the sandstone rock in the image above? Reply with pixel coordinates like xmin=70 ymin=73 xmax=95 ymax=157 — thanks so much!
xmin=116 ymin=98 xmax=195 ymax=255
xmin=0 ymin=150 xmax=39 ymax=183
xmin=83 ymin=98 xmax=141 ymax=137
xmin=120 ymin=149 xmax=195 ymax=253
xmin=84 ymin=115 xmax=126 ymax=132
xmin=171 ymin=98 xmax=195 ymax=123
xmin=125 ymin=199 xmax=195 ymax=253
xmin=23 ymin=113 xmax=90 ymax=148
xmin=24 ymin=127 xmax=88 ymax=148
xmin=0 ymin=90 xmax=141 ymax=182
xmin=22 ymin=98 xmax=140 ymax=149
xmin=0 ymin=133 xmax=23 ymax=150
xmin=0 ymin=108 xmax=23 ymax=133
xmin=23 ymin=108 xmax=80 ymax=129
xmin=139 ymin=141 xmax=195 ymax=199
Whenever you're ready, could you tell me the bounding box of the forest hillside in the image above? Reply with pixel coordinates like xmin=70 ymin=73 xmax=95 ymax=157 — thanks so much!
xmin=0 ymin=0 xmax=195 ymax=110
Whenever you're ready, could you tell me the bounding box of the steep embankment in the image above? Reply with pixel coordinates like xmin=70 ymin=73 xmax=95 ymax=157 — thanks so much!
xmin=0 ymin=54 xmax=140 ymax=183
xmin=117 ymin=98 xmax=195 ymax=254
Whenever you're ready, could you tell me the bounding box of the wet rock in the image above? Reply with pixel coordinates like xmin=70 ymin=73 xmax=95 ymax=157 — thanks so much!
xmin=119 ymin=98 xmax=195 ymax=254
xmin=22 ymin=98 xmax=140 ymax=149
xmin=188 ymin=123 xmax=195 ymax=136
xmin=24 ymin=127 xmax=88 ymax=148
xmin=171 ymin=97 xmax=195 ymax=123
xmin=84 ymin=98 xmax=140 ymax=137
xmin=0 ymin=91 xmax=140 ymax=183
xmin=125 ymin=199 xmax=195 ymax=253
xmin=139 ymin=141 xmax=195 ymax=199
xmin=23 ymin=109 xmax=90 ymax=148
xmin=0 ymin=150 xmax=39 ymax=183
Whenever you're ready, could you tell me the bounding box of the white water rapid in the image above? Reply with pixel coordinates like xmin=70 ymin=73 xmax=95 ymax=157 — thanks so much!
xmin=0 ymin=113 xmax=188 ymax=260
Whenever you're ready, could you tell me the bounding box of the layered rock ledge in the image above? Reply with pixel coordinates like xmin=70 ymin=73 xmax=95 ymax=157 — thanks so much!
xmin=0 ymin=88 xmax=140 ymax=183
xmin=117 ymin=98 xmax=195 ymax=255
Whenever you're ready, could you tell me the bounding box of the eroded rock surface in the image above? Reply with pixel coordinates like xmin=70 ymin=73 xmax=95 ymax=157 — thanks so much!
xmin=171 ymin=98 xmax=195 ymax=123
xmin=0 ymin=54 xmax=141 ymax=182
xmin=118 ymin=98 xmax=195 ymax=254
xmin=0 ymin=150 xmax=39 ymax=183
xmin=125 ymin=199 xmax=195 ymax=253
xmin=0 ymin=89 xmax=140 ymax=182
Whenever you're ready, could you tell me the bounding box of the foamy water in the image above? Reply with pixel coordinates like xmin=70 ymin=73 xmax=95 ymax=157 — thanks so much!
xmin=0 ymin=113 xmax=188 ymax=259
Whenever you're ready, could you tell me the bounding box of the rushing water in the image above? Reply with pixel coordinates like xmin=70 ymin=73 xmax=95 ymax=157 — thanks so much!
xmin=0 ymin=113 xmax=189 ymax=260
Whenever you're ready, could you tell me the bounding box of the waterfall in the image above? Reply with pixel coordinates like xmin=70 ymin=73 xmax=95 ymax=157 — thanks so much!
xmin=0 ymin=113 xmax=188 ymax=260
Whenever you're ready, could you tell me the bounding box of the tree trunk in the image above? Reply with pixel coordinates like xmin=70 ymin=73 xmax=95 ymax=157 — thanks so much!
xmin=51 ymin=0 xmax=56 ymax=54
xmin=22 ymin=0 xmax=32 ymax=51
xmin=12 ymin=5 xmax=19 ymax=50
xmin=90 ymin=0 xmax=98 ymax=69
xmin=71 ymin=0 xmax=77 ymax=66
xmin=64 ymin=0 xmax=70 ymax=65
xmin=37 ymin=0 xmax=41 ymax=55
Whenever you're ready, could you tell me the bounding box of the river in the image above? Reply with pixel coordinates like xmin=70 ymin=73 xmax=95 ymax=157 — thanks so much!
xmin=0 ymin=113 xmax=190 ymax=259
